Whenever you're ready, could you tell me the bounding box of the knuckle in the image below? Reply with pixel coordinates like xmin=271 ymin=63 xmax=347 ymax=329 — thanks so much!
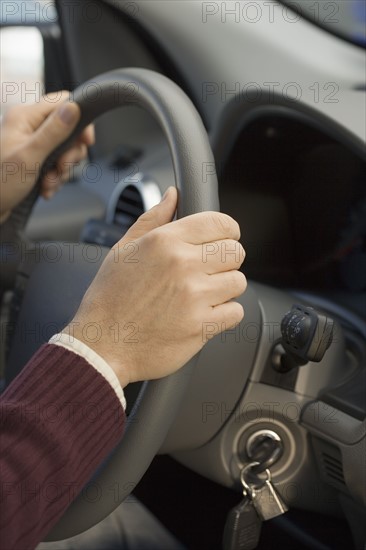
xmin=144 ymin=228 xmax=167 ymax=248
xmin=214 ymin=213 xmax=240 ymax=239
xmin=176 ymin=277 xmax=195 ymax=299
xmin=146 ymin=230 xmax=182 ymax=264
xmin=201 ymin=240 xmax=220 ymax=260
xmin=213 ymin=213 xmax=231 ymax=236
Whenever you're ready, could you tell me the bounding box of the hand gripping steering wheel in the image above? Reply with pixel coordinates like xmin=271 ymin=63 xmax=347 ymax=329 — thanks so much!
xmin=41 ymin=68 xmax=219 ymax=540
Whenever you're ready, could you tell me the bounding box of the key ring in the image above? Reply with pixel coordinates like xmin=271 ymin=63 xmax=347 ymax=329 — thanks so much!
xmin=240 ymin=462 xmax=272 ymax=499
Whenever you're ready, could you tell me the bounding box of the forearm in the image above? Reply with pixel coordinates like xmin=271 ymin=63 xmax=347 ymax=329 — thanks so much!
xmin=0 ymin=344 xmax=126 ymax=549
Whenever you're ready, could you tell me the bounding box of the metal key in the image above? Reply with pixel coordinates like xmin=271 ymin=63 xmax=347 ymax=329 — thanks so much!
xmin=223 ymin=463 xmax=262 ymax=550
xmin=242 ymin=466 xmax=288 ymax=522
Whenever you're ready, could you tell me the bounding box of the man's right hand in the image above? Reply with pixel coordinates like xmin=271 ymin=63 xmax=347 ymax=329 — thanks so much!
xmin=64 ymin=186 xmax=246 ymax=388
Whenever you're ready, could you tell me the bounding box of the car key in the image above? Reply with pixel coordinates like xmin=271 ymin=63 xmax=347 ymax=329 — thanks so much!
xmin=222 ymin=495 xmax=262 ymax=550
xmin=223 ymin=463 xmax=262 ymax=550
xmin=248 ymin=469 xmax=288 ymax=521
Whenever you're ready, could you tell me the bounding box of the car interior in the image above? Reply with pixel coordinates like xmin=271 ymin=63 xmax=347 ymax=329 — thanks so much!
xmin=1 ymin=1 xmax=365 ymax=548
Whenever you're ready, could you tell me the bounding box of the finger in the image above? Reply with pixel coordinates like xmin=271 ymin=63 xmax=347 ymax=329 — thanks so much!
xmin=205 ymin=271 xmax=247 ymax=306
xmin=56 ymin=143 xmax=88 ymax=181
xmin=122 ymin=187 xmax=178 ymax=241
xmin=77 ymin=124 xmax=95 ymax=147
xmin=28 ymin=99 xmax=81 ymax=163
xmin=207 ymin=301 xmax=245 ymax=332
xmin=166 ymin=211 xmax=241 ymax=244
xmin=41 ymin=141 xmax=87 ymax=192
xmin=41 ymin=171 xmax=62 ymax=200
xmin=42 ymin=188 xmax=58 ymax=200
xmin=198 ymin=239 xmax=245 ymax=274
xmin=40 ymin=139 xmax=90 ymax=198
xmin=9 ymin=91 xmax=72 ymax=131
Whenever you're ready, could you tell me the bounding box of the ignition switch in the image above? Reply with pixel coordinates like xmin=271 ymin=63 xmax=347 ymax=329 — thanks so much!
xmin=246 ymin=429 xmax=284 ymax=473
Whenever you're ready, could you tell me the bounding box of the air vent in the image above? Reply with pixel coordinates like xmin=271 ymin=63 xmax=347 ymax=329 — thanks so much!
xmin=107 ymin=175 xmax=162 ymax=229
xmin=113 ymin=185 xmax=144 ymax=228
xmin=320 ymin=448 xmax=346 ymax=488
xmin=312 ymin=439 xmax=348 ymax=494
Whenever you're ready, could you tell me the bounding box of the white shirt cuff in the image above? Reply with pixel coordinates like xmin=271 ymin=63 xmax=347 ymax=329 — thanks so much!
xmin=49 ymin=333 xmax=126 ymax=411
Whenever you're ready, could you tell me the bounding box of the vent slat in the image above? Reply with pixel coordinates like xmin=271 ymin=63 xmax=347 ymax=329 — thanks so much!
xmin=113 ymin=185 xmax=144 ymax=228
xmin=121 ymin=188 xmax=142 ymax=202
xmin=323 ymin=453 xmax=341 ymax=466
xmin=328 ymin=474 xmax=345 ymax=483
xmin=321 ymin=450 xmax=345 ymax=486
xmin=324 ymin=465 xmax=344 ymax=477
xmin=116 ymin=201 xmax=144 ymax=217
xmin=323 ymin=458 xmax=343 ymax=470
xmin=115 ymin=213 xmax=135 ymax=226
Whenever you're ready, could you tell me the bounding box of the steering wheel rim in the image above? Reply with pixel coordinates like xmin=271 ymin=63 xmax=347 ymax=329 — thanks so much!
xmin=44 ymin=68 xmax=219 ymax=540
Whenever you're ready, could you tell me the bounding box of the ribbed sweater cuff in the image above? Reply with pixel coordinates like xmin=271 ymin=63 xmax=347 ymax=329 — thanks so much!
xmin=49 ymin=333 xmax=127 ymax=410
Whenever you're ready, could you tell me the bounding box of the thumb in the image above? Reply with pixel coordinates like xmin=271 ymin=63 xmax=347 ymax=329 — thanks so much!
xmin=123 ymin=186 xmax=178 ymax=241
xmin=30 ymin=101 xmax=81 ymax=163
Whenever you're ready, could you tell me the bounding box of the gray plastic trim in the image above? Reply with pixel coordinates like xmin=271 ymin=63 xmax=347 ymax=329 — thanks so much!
xmin=302 ymin=402 xmax=366 ymax=446
xmin=170 ymin=282 xmax=361 ymax=515
xmin=302 ymin=402 xmax=366 ymax=506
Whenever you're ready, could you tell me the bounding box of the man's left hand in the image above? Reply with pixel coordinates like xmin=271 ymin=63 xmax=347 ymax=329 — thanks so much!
xmin=0 ymin=91 xmax=95 ymax=222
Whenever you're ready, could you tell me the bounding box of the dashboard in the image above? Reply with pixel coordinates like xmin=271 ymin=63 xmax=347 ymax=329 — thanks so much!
xmin=28 ymin=0 xmax=366 ymax=303
xmin=11 ymin=0 xmax=366 ymax=545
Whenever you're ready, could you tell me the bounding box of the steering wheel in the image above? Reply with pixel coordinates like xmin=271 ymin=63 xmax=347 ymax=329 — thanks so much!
xmin=17 ymin=68 xmax=219 ymax=539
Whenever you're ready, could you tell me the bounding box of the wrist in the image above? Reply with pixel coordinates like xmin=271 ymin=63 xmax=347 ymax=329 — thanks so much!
xmin=61 ymin=321 xmax=132 ymax=388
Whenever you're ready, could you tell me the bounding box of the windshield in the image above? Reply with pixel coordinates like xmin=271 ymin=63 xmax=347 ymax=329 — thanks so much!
xmin=279 ymin=0 xmax=366 ymax=47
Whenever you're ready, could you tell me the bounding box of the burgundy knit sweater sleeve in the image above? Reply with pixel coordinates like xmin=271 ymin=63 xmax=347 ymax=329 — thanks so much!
xmin=0 ymin=344 xmax=126 ymax=550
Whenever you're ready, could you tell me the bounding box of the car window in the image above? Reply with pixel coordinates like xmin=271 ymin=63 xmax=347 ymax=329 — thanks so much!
xmin=0 ymin=26 xmax=45 ymax=117
xmin=0 ymin=0 xmax=57 ymax=117
xmin=279 ymin=0 xmax=366 ymax=46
